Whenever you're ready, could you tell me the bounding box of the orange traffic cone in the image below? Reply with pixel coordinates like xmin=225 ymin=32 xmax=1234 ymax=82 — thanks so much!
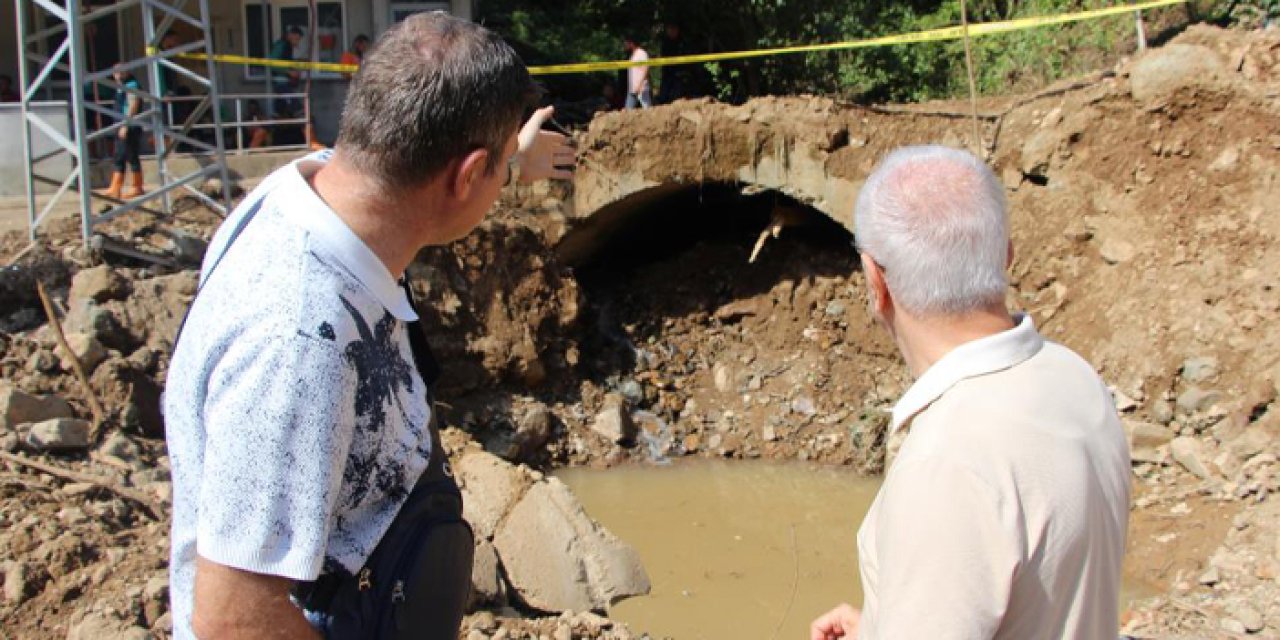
xmin=97 ymin=171 xmax=124 ymax=199
xmin=122 ymin=172 xmax=145 ymax=199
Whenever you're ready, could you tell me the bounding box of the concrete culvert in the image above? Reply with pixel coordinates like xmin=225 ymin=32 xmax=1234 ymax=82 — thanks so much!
xmin=559 ymin=180 xmax=893 ymax=470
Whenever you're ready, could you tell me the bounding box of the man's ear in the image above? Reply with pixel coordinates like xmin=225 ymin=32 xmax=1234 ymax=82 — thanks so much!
xmin=861 ymin=253 xmax=892 ymax=317
xmin=449 ymin=148 xmax=491 ymax=202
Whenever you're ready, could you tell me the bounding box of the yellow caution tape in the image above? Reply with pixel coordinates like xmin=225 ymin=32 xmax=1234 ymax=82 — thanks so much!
xmin=154 ymin=0 xmax=1186 ymax=76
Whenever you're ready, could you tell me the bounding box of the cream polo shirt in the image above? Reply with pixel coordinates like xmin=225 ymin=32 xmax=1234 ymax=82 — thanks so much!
xmin=857 ymin=315 xmax=1130 ymax=640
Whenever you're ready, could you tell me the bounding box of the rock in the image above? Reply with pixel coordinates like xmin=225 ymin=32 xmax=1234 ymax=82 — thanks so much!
xmin=713 ymin=363 xmax=733 ymax=393
xmin=1181 ymin=356 xmax=1220 ymax=383
xmin=1170 ymin=437 xmax=1214 ymax=480
xmin=470 ymin=539 xmax=505 ymax=608
xmin=1129 ymin=44 xmax=1228 ymax=103
xmin=1220 ymin=618 xmax=1247 ymax=635
xmin=493 ymin=478 xmax=649 ymax=613
xmin=99 ymin=433 xmax=142 ymax=465
xmin=60 ymin=332 xmax=107 ymax=374
xmin=69 ymin=265 xmax=129 ymax=304
xmin=26 ymin=350 xmax=58 ymax=374
xmin=1112 ymin=389 xmax=1139 ymax=413
xmin=151 ymin=611 xmax=172 ymax=633
xmin=143 ymin=574 xmax=168 ymax=602
xmin=90 ymin=358 xmax=164 ymax=437
xmin=1229 ymin=605 xmax=1264 ymax=633
xmin=0 ymin=383 xmax=74 ymax=430
xmin=1126 ymin=421 xmax=1173 ymax=450
xmin=1176 ymin=387 xmax=1221 ymax=415
xmin=1229 ymin=426 xmax=1275 ymax=460
xmin=682 ymin=434 xmax=700 ymax=453
xmin=1150 ymin=399 xmax=1175 ymax=425
xmin=3 ymin=561 xmax=29 ymax=604
xmin=790 ymin=396 xmax=816 ymax=416
xmin=64 ymin=303 xmax=131 ymax=351
xmin=1198 ymin=565 xmax=1220 ymax=586
xmin=510 ymin=403 xmax=554 ymax=460
xmin=824 ymin=300 xmax=845 ymax=317
xmin=457 ymin=451 xmax=530 ymax=541
xmin=1019 ymin=128 xmax=1060 ymax=176
xmin=616 ymin=380 xmax=643 ymax=406
xmin=713 ymin=300 xmax=756 ymax=323
xmin=1208 ymin=146 xmax=1240 ymax=172
xmin=591 ymin=396 xmax=636 ymax=445
xmin=24 ymin=418 xmax=91 ymax=452
xmin=1062 ymin=223 xmax=1092 ymax=243
xmin=66 ymin=611 xmax=132 ymax=640
xmin=1001 ymin=166 xmax=1024 ymax=190
xmin=1099 ymin=238 xmax=1136 ymax=265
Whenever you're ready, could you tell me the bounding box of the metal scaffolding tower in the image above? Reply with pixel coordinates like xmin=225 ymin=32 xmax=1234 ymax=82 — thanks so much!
xmin=15 ymin=0 xmax=232 ymax=241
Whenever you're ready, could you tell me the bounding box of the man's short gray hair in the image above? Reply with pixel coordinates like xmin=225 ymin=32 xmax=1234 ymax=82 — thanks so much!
xmin=854 ymin=145 xmax=1009 ymax=316
xmin=337 ymin=12 xmax=538 ymax=189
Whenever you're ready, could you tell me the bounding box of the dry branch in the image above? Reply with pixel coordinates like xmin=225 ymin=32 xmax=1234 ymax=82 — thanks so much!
xmin=0 ymin=450 xmax=163 ymax=519
xmin=35 ymin=282 xmax=107 ymax=437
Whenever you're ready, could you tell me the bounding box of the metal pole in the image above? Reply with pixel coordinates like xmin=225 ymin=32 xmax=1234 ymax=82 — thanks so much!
xmin=66 ymin=0 xmax=96 ymax=242
xmin=141 ymin=0 xmax=173 ymax=215
xmin=15 ymin=0 xmax=39 ymax=241
xmin=200 ymin=0 xmax=233 ymax=210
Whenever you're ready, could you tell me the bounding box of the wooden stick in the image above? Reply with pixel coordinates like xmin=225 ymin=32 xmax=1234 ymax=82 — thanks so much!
xmin=35 ymin=282 xmax=107 ymax=438
xmin=0 ymin=450 xmax=163 ymax=519
xmin=959 ymin=0 xmax=986 ymax=158
xmin=3 ymin=242 xmax=37 ymax=268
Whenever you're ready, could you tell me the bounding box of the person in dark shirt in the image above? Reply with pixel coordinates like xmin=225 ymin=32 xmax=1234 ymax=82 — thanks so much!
xmin=269 ymin=26 xmax=305 ymax=118
xmin=97 ymin=64 xmax=145 ymax=199
xmin=657 ymin=22 xmax=689 ymax=105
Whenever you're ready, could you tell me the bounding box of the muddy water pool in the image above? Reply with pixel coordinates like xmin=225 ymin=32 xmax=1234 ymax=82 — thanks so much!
xmin=558 ymin=460 xmax=1157 ymax=639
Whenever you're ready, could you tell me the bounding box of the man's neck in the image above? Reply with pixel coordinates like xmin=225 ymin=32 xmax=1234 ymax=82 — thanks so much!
xmin=309 ymin=153 xmax=436 ymax=278
xmin=893 ymin=304 xmax=1017 ymax=378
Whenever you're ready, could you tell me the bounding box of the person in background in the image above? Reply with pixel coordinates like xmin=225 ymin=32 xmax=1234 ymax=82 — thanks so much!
xmin=97 ymin=64 xmax=145 ymax=200
xmin=810 ymin=145 xmax=1130 ymax=639
xmin=656 ymin=22 xmax=688 ymax=104
xmin=623 ymin=35 xmax=651 ymax=110
xmin=339 ymin=34 xmax=370 ymax=79
xmin=269 ymin=26 xmax=305 ymax=119
xmin=244 ymin=99 xmax=271 ymax=149
xmin=0 ymin=75 xmax=19 ymax=102
xmin=269 ymin=26 xmax=324 ymax=150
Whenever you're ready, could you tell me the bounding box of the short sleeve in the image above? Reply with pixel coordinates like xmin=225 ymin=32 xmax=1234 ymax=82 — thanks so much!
xmin=195 ymin=325 xmax=356 ymax=581
xmin=859 ymin=457 xmax=1021 ymax=639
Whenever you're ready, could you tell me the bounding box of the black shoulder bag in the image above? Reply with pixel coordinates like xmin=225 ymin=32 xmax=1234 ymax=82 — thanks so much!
xmin=178 ymin=201 xmax=475 ymax=640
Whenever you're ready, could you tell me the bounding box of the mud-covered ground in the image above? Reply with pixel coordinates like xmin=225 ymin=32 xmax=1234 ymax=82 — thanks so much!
xmin=2 ymin=23 xmax=1280 ymax=639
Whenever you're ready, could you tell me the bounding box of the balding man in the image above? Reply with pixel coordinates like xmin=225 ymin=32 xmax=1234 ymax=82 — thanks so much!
xmin=811 ymin=145 xmax=1130 ymax=639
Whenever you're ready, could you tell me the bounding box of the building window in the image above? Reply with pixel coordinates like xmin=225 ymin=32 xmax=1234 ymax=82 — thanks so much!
xmin=242 ymin=1 xmax=347 ymax=81
xmin=389 ymin=2 xmax=450 ymax=25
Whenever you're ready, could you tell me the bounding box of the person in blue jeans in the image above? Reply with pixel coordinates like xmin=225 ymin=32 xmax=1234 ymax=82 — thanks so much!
xmin=97 ymin=64 xmax=144 ymax=199
xmin=623 ymin=35 xmax=652 ymax=109
xmin=269 ymin=26 xmax=305 ymax=119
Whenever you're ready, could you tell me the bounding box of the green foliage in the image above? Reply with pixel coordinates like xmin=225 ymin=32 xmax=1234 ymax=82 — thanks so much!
xmin=476 ymin=1 xmax=1191 ymax=104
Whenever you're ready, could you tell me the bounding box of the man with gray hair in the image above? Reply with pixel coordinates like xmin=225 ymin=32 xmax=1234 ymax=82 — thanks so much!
xmin=811 ymin=145 xmax=1130 ymax=639
xmin=165 ymin=12 xmax=573 ymax=639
